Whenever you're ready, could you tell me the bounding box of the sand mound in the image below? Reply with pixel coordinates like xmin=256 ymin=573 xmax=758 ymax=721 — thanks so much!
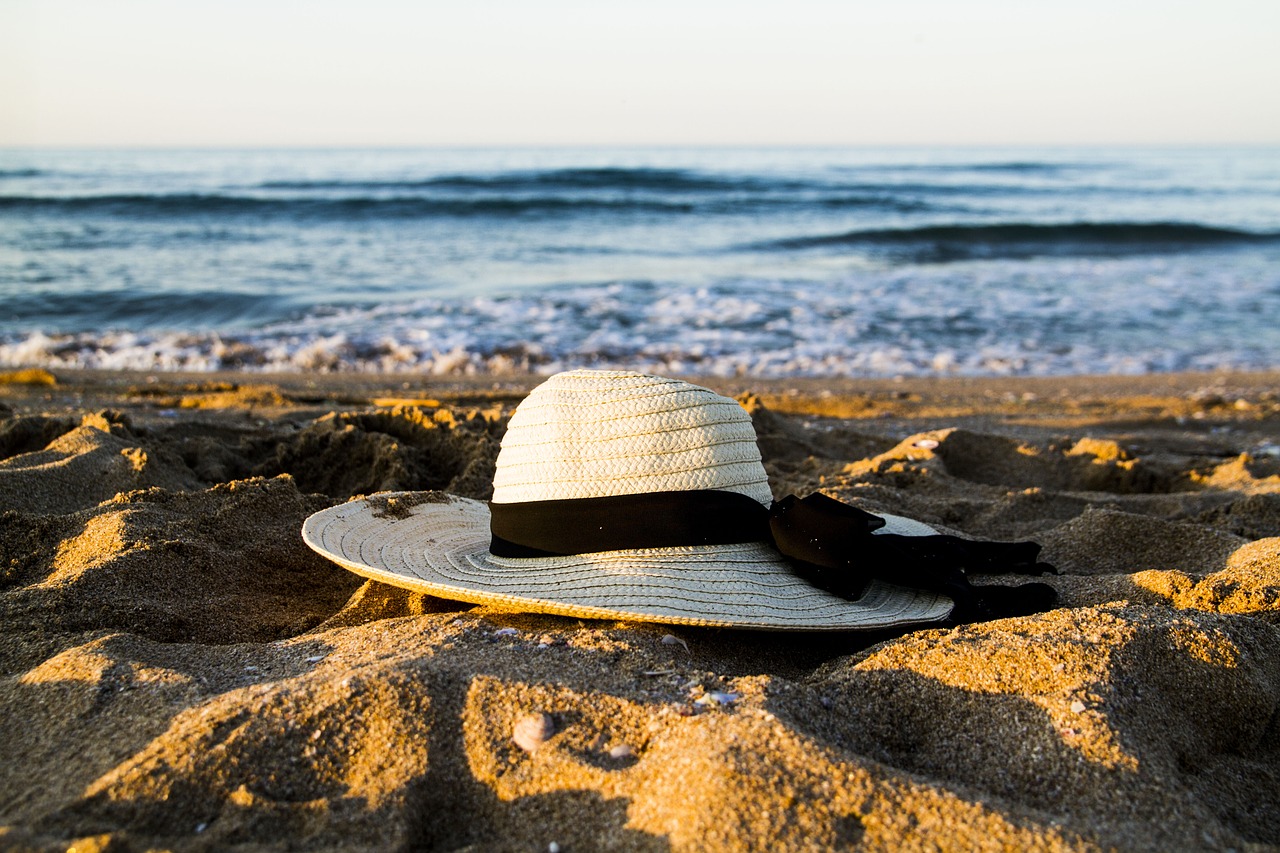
xmin=256 ymin=406 xmax=502 ymax=500
xmin=1038 ymin=507 xmax=1246 ymax=576
xmin=1197 ymin=492 xmax=1280 ymax=539
xmin=0 ymin=414 xmax=77 ymax=461
xmin=811 ymin=606 xmax=1280 ymax=847
xmin=1 ymin=476 xmax=356 ymax=659
xmin=842 ymin=428 xmax=1190 ymax=495
xmin=0 ymin=413 xmax=203 ymax=515
xmin=1120 ymin=536 xmax=1280 ymax=618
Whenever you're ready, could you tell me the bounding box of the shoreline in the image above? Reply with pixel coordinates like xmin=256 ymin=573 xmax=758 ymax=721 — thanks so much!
xmin=2 ymin=365 xmax=1278 ymax=850
xmin=7 ymin=362 xmax=1280 ymax=413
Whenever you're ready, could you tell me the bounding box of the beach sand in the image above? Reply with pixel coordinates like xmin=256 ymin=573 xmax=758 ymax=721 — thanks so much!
xmin=1 ymin=367 xmax=1278 ymax=851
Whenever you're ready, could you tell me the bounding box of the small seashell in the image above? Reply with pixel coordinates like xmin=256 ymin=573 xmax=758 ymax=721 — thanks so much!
xmin=661 ymin=634 xmax=689 ymax=651
xmin=608 ymin=743 xmax=636 ymax=760
xmin=912 ymin=438 xmax=940 ymax=450
xmin=1070 ymin=699 xmax=1087 ymax=714
xmin=305 ymin=655 xmax=326 ymax=663
xmin=694 ymin=691 xmax=740 ymax=707
xmin=493 ymin=627 xmax=519 ymax=637
xmin=512 ymin=712 xmax=556 ymax=753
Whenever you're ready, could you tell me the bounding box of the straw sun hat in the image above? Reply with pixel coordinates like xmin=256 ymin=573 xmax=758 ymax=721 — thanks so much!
xmin=303 ymin=370 xmax=1054 ymax=631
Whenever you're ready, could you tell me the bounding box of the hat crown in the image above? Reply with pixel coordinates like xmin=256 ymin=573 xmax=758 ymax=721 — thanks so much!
xmin=491 ymin=370 xmax=773 ymax=506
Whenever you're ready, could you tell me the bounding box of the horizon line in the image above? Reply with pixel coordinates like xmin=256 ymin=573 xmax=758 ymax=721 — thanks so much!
xmin=5 ymin=141 xmax=1280 ymax=151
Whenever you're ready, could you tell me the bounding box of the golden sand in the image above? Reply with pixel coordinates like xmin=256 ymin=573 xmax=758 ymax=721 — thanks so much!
xmin=1 ymin=369 xmax=1278 ymax=851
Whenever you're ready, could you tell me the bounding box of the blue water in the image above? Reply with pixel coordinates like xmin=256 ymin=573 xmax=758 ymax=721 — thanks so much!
xmin=2 ymin=147 xmax=1278 ymax=376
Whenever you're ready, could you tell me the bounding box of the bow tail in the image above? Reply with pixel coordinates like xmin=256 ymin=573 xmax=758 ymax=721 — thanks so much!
xmin=770 ymin=493 xmax=1059 ymax=624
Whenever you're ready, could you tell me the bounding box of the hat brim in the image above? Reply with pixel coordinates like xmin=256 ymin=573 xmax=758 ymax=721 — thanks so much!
xmin=302 ymin=491 xmax=955 ymax=631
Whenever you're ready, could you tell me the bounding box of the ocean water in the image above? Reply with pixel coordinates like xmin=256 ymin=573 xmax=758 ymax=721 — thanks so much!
xmin=2 ymin=146 xmax=1278 ymax=377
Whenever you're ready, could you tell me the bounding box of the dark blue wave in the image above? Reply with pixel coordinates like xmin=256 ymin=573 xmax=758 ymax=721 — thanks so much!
xmin=257 ymin=167 xmax=1054 ymax=197
xmin=0 ymin=193 xmax=697 ymax=218
xmin=0 ymin=186 xmax=940 ymax=218
xmin=0 ymin=168 xmax=43 ymax=179
xmin=259 ymin=167 xmax=776 ymax=193
xmin=836 ymin=160 xmax=1081 ymax=176
xmin=1 ymin=288 xmax=291 ymax=333
xmin=763 ymin=222 xmax=1280 ymax=262
xmin=819 ymin=194 xmax=936 ymax=212
xmin=966 ymin=161 xmax=1078 ymax=174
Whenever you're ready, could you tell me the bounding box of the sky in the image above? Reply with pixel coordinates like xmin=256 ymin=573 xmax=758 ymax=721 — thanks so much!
xmin=2 ymin=0 xmax=1279 ymax=147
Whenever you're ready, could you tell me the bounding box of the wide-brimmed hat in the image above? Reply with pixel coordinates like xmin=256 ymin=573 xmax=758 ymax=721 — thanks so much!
xmin=302 ymin=369 xmax=970 ymax=630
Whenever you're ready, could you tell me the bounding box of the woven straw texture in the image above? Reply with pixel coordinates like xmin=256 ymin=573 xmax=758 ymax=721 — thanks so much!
xmin=302 ymin=492 xmax=953 ymax=631
xmin=492 ymin=370 xmax=774 ymax=505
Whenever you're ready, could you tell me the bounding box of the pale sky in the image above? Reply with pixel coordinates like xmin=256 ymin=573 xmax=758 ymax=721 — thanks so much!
xmin=3 ymin=0 xmax=1278 ymax=146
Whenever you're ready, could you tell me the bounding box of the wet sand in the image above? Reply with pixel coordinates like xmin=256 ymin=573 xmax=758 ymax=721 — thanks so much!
xmin=2 ymin=367 xmax=1278 ymax=851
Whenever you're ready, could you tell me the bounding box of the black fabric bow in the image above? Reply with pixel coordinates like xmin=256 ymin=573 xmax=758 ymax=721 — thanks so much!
xmin=768 ymin=493 xmax=1058 ymax=623
xmin=490 ymin=489 xmax=1058 ymax=624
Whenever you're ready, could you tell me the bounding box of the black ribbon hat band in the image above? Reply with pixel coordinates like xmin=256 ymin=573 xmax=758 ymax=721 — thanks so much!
xmin=490 ymin=490 xmax=1057 ymax=624
xmin=490 ymin=489 xmax=771 ymax=558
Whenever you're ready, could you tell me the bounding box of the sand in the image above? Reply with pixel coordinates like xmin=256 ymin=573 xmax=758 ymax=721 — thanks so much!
xmin=1 ymin=367 xmax=1278 ymax=851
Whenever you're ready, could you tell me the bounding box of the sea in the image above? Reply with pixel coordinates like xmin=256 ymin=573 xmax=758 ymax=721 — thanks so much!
xmin=2 ymin=146 xmax=1278 ymax=378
